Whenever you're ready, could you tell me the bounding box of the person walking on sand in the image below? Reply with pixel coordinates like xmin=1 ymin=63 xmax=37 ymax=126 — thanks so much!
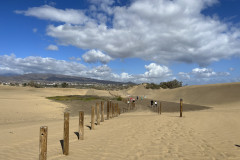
xmin=151 ymin=100 xmax=153 ymax=107
xmin=155 ymin=101 xmax=157 ymax=107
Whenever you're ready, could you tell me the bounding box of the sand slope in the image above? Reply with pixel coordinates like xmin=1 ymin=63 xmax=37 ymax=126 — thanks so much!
xmin=126 ymin=82 xmax=240 ymax=107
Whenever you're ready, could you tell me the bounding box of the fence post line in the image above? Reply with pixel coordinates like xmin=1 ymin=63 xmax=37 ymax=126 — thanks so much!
xmin=107 ymin=101 xmax=110 ymax=120
xmin=63 ymin=112 xmax=69 ymax=155
xmin=79 ymin=111 xmax=84 ymax=140
xmin=96 ymin=103 xmax=100 ymax=125
xmin=39 ymin=126 xmax=48 ymax=160
xmin=91 ymin=106 xmax=95 ymax=130
xmin=101 ymin=101 xmax=104 ymax=122
xmin=180 ymin=99 xmax=183 ymax=117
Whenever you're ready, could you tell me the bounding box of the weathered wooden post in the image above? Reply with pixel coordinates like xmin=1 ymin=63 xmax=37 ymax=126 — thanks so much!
xmin=63 ymin=112 xmax=69 ymax=155
xmin=79 ymin=111 xmax=84 ymax=140
xmin=115 ymin=103 xmax=118 ymax=117
xmin=96 ymin=103 xmax=100 ymax=125
xmin=117 ymin=103 xmax=119 ymax=116
xmin=110 ymin=101 xmax=112 ymax=118
xmin=107 ymin=101 xmax=110 ymax=120
xmin=180 ymin=99 xmax=183 ymax=117
xmin=39 ymin=126 xmax=48 ymax=160
xmin=91 ymin=106 xmax=95 ymax=130
xmin=160 ymin=102 xmax=162 ymax=114
xmin=101 ymin=101 xmax=104 ymax=122
xmin=112 ymin=102 xmax=114 ymax=118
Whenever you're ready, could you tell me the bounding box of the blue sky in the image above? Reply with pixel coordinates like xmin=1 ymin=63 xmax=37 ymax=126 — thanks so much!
xmin=0 ymin=0 xmax=240 ymax=85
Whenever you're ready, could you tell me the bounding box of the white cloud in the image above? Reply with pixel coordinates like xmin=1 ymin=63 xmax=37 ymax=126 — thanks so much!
xmin=16 ymin=0 xmax=240 ymax=66
xmin=69 ymin=57 xmax=81 ymax=61
xmin=192 ymin=68 xmax=230 ymax=78
xmin=178 ymin=72 xmax=191 ymax=80
xmin=82 ymin=49 xmax=113 ymax=63
xmin=229 ymin=67 xmax=234 ymax=71
xmin=46 ymin=44 xmax=59 ymax=51
xmin=33 ymin=28 xmax=38 ymax=33
xmin=178 ymin=67 xmax=230 ymax=84
xmin=143 ymin=63 xmax=172 ymax=78
xmin=0 ymin=54 xmax=86 ymax=75
xmin=89 ymin=0 xmax=114 ymax=15
xmin=15 ymin=5 xmax=92 ymax=24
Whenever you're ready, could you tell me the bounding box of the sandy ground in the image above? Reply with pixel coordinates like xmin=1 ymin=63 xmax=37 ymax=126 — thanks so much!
xmin=0 ymin=84 xmax=240 ymax=159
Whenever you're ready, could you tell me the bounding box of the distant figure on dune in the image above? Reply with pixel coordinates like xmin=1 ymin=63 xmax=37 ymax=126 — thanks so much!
xmin=151 ymin=100 xmax=153 ymax=107
xmin=137 ymin=96 xmax=138 ymax=100
xmin=155 ymin=101 xmax=157 ymax=107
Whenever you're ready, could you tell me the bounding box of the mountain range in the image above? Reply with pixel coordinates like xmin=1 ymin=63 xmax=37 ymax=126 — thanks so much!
xmin=0 ymin=73 xmax=134 ymax=85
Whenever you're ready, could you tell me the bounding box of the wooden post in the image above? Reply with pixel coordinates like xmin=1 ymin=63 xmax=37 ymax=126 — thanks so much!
xmin=117 ymin=103 xmax=119 ymax=116
xmin=79 ymin=111 xmax=84 ymax=140
xmin=91 ymin=106 xmax=95 ymax=130
xmin=115 ymin=103 xmax=118 ymax=117
xmin=107 ymin=101 xmax=110 ymax=120
xmin=112 ymin=102 xmax=114 ymax=118
xmin=180 ymin=99 xmax=183 ymax=117
xmin=160 ymin=102 xmax=162 ymax=114
xmin=110 ymin=101 xmax=112 ymax=118
xmin=101 ymin=101 xmax=104 ymax=122
xmin=96 ymin=103 xmax=100 ymax=125
xmin=63 ymin=112 xmax=69 ymax=155
xmin=39 ymin=126 xmax=48 ymax=160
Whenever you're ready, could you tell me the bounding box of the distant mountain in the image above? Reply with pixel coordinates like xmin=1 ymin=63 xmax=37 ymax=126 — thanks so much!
xmin=0 ymin=73 xmax=135 ymax=85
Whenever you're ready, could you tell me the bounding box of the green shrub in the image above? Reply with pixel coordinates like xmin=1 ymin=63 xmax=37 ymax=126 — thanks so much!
xmin=116 ymin=96 xmax=122 ymax=101
xmin=61 ymin=82 xmax=68 ymax=88
xmin=145 ymin=79 xmax=182 ymax=89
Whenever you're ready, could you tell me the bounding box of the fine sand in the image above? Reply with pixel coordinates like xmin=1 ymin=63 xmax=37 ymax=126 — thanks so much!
xmin=0 ymin=83 xmax=240 ymax=159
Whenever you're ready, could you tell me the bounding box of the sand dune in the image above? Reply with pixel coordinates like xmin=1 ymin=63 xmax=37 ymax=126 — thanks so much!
xmin=0 ymin=83 xmax=240 ymax=159
xmin=126 ymin=82 xmax=240 ymax=107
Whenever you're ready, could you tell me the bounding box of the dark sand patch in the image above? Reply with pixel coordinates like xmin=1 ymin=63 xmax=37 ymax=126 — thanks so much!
xmin=47 ymin=95 xmax=211 ymax=117
xmin=137 ymin=98 xmax=211 ymax=112
xmin=47 ymin=95 xmax=129 ymax=116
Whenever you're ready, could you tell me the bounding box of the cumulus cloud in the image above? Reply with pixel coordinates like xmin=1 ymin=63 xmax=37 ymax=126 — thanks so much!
xmin=192 ymin=68 xmax=230 ymax=78
xmin=82 ymin=63 xmax=173 ymax=83
xmin=82 ymin=49 xmax=113 ymax=63
xmin=0 ymin=54 xmax=86 ymax=75
xmin=46 ymin=44 xmax=59 ymax=51
xmin=178 ymin=67 xmax=230 ymax=84
xmin=17 ymin=0 xmax=240 ymax=66
xmin=89 ymin=0 xmax=114 ymax=15
xmin=15 ymin=5 xmax=92 ymax=24
xmin=143 ymin=63 xmax=172 ymax=78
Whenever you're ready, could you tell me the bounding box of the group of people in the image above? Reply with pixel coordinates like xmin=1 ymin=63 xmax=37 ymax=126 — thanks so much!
xmin=150 ymin=100 xmax=158 ymax=107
